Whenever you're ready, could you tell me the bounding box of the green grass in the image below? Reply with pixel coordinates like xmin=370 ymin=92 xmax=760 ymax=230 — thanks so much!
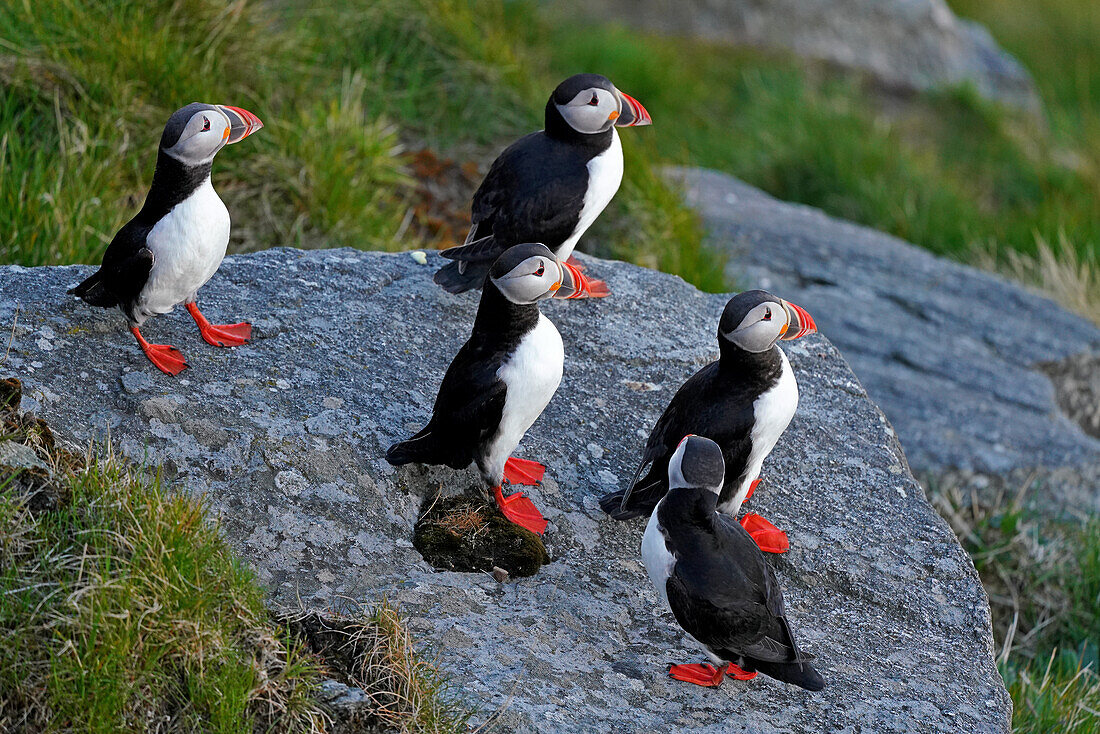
xmin=0 ymin=0 xmax=717 ymax=290
xmin=0 ymin=448 xmax=327 ymax=732
xmin=933 ymin=482 xmax=1100 ymax=732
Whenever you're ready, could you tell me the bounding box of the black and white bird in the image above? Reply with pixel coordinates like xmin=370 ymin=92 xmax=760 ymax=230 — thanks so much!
xmin=69 ymin=103 xmax=264 ymax=375
xmin=387 ymin=243 xmax=586 ymax=535
xmin=600 ymin=290 xmax=818 ymax=554
xmin=643 ymin=434 xmax=825 ymax=690
xmin=433 ymin=73 xmax=651 ymax=297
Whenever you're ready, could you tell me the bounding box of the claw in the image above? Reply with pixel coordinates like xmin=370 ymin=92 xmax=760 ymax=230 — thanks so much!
xmin=186 ymin=302 xmax=251 ymax=347
xmin=131 ymin=327 xmax=189 ymax=376
xmin=493 ymin=485 xmax=548 ymax=535
xmin=739 ymin=513 xmax=790 ymax=554
xmin=503 ymin=456 xmax=545 ymax=486
xmin=668 ymin=663 xmax=724 ymax=687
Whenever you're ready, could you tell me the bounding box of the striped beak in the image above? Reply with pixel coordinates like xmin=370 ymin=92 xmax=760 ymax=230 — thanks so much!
xmin=614 ymin=91 xmax=652 ymax=127
xmin=217 ymin=105 xmax=264 ymax=144
xmin=780 ymin=300 xmax=817 ymax=340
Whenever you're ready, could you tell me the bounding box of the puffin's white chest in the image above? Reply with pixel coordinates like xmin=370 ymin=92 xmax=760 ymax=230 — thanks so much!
xmin=483 ymin=314 xmax=564 ymax=482
xmin=138 ymin=178 xmax=230 ymax=318
xmin=641 ymin=504 xmax=676 ymax=608
xmin=557 ymin=129 xmax=623 ymax=260
xmin=719 ymin=349 xmax=799 ymax=515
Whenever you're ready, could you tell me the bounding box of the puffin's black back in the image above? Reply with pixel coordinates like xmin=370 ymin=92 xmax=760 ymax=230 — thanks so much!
xmin=599 ymin=347 xmax=783 ymax=519
xmin=385 ymin=277 xmax=540 ymax=468
xmin=659 ymin=495 xmax=824 ymax=691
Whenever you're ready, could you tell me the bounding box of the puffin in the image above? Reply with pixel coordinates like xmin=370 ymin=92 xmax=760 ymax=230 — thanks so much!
xmin=642 ymin=434 xmax=826 ymax=690
xmin=68 ymin=102 xmax=264 ymax=375
xmin=387 ymin=243 xmax=588 ymax=535
xmin=433 ymin=73 xmax=651 ymax=297
xmin=600 ymin=290 xmax=817 ymax=554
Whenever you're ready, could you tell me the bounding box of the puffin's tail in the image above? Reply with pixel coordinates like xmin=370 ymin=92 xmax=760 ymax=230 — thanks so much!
xmin=746 ymin=658 xmax=825 ymax=692
xmin=385 ymin=422 xmax=469 ymax=470
xmin=598 ymin=470 xmax=666 ymax=521
xmin=597 ymin=488 xmax=650 ymax=520
xmin=432 ymin=260 xmax=490 ymax=294
xmin=68 ymin=269 xmax=117 ymax=307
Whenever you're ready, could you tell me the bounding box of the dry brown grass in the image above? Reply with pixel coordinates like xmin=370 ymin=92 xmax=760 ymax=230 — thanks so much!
xmin=279 ymin=602 xmax=474 ymax=733
xmin=972 ymin=233 xmax=1100 ymax=326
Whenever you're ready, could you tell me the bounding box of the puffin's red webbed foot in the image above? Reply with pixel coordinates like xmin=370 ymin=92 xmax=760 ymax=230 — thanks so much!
xmin=503 ymin=456 xmax=545 ymax=486
xmin=493 ymin=485 xmax=548 ymax=536
xmin=668 ymin=663 xmax=724 ymax=687
xmin=131 ymin=327 xmax=188 ymax=376
xmin=740 ymin=513 xmax=790 ymax=554
xmin=186 ymin=302 xmax=251 ymax=347
xmin=744 ymin=477 xmax=761 ymax=502
xmin=565 ymin=255 xmax=586 ymax=272
xmin=726 ymin=663 xmax=758 ymax=681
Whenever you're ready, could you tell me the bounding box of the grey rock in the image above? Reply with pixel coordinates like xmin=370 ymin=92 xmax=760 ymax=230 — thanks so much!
xmin=1 ymin=248 xmax=1008 ymax=731
xmin=671 ymin=167 xmax=1100 ymax=515
xmin=551 ymin=0 xmax=1039 ymax=109
xmin=0 ymin=439 xmax=49 ymax=472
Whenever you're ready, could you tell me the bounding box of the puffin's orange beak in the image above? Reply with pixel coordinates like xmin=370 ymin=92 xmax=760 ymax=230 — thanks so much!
xmin=780 ymin=300 xmax=817 ymax=340
xmin=218 ymin=105 xmax=264 ymax=144
xmin=615 ymin=91 xmax=652 ymax=127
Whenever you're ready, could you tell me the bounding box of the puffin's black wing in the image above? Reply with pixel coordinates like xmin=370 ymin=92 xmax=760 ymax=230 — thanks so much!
xmin=434 ymin=133 xmax=586 ymax=293
xmin=68 ymin=220 xmax=153 ymax=314
xmin=385 ymin=338 xmax=506 ymax=470
xmin=600 ymin=364 xmax=754 ymax=519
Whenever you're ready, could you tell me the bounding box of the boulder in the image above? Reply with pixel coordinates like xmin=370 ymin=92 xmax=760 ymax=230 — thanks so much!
xmin=548 ymin=0 xmax=1039 ymax=110
xmin=672 ymin=167 xmax=1100 ymax=517
xmin=1 ymin=249 xmax=1009 ymax=732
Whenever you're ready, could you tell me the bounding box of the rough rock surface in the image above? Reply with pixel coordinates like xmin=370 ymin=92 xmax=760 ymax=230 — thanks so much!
xmin=549 ymin=0 xmax=1038 ymax=109
xmin=673 ymin=167 xmax=1100 ymax=516
xmin=2 ymin=250 xmax=1009 ymax=732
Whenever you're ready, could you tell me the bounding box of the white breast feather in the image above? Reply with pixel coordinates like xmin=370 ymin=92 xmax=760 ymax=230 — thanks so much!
xmin=555 ymin=129 xmax=623 ymax=261
xmin=641 ymin=504 xmax=676 ymax=609
xmin=718 ymin=349 xmax=799 ymax=515
xmin=482 ymin=314 xmax=564 ymax=484
xmin=136 ymin=177 xmax=230 ymax=322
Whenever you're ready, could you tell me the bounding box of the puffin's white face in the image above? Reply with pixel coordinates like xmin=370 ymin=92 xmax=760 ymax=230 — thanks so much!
xmin=556 ymin=86 xmax=622 ymax=135
xmin=490 ymin=254 xmax=564 ymax=304
xmin=722 ymin=300 xmax=790 ymax=353
xmin=163 ymin=109 xmax=233 ymax=166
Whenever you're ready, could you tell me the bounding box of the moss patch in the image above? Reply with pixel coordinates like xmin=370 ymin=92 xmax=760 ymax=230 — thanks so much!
xmin=413 ymin=494 xmax=550 ymax=578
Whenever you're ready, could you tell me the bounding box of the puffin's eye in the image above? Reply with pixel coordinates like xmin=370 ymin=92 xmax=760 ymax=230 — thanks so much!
xmin=201 ymin=116 xmax=211 ymax=132
xmin=535 ymin=263 xmax=545 ymax=276
xmin=588 ymin=94 xmax=599 ymax=106
xmin=763 ymin=307 xmax=772 ymax=321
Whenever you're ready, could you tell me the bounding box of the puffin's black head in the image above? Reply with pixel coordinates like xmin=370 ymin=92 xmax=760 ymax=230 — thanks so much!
xmin=545 ymin=73 xmax=652 ymax=139
xmin=717 ymin=289 xmax=817 ymax=354
xmin=668 ymin=435 xmax=725 ymax=493
xmin=159 ymin=102 xmax=264 ymax=166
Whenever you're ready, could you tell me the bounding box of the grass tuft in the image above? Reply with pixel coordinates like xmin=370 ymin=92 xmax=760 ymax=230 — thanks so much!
xmin=0 ymin=444 xmax=328 ymax=733
xmin=281 ymin=603 xmax=473 ymax=733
